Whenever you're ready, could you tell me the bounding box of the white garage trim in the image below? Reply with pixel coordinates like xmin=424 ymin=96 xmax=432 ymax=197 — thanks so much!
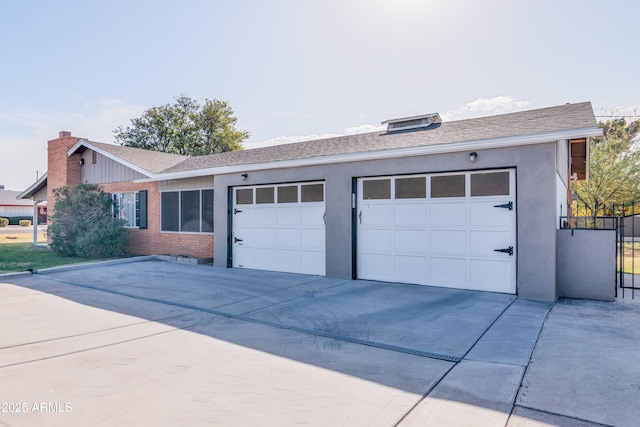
xmin=230 ymin=181 xmax=326 ymax=275
xmin=356 ymin=169 xmax=516 ymax=293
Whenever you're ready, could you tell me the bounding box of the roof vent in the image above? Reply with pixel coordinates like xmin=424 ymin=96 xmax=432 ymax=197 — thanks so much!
xmin=382 ymin=112 xmax=442 ymax=132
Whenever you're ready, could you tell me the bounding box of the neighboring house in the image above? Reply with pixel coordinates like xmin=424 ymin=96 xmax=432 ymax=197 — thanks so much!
xmin=0 ymin=188 xmax=46 ymax=224
xmin=19 ymin=102 xmax=601 ymax=301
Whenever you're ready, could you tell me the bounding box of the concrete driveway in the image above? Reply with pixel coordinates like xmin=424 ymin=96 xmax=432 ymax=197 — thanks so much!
xmin=0 ymin=259 xmax=638 ymax=426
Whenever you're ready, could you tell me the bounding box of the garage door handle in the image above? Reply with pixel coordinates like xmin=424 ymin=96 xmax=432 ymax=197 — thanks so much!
xmin=323 ymin=212 xmax=326 ymax=225
xmin=493 ymin=201 xmax=513 ymax=210
xmin=234 ymin=237 xmax=243 ymax=243
xmin=494 ymin=246 xmax=514 ymax=256
xmin=359 ymin=211 xmax=362 ymax=224
xmin=234 ymin=209 xmax=243 ymax=214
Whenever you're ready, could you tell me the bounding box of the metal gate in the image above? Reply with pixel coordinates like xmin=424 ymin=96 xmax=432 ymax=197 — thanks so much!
xmin=564 ymin=200 xmax=640 ymax=299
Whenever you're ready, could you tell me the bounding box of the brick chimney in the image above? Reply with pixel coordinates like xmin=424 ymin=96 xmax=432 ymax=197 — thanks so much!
xmin=47 ymin=131 xmax=85 ymax=216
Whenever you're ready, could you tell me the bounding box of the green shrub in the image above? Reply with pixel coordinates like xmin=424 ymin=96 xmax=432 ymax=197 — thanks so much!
xmin=0 ymin=217 xmax=8 ymax=227
xmin=49 ymin=183 xmax=128 ymax=258
xmin=6 ymin=216 xmax=33 ymax=225
xmin=19 ymin=220 xmax=32 ymax=227
xmin=75 ymin=220 xmax=128 ymax=258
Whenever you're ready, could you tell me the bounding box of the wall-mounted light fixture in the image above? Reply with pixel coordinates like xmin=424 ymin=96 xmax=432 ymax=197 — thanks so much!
xmin=469 ymin=152 xmax=478 ymax=162
xmin=241 ymin=173 xmax=248 ymax=181
xmin=80 ymin=158 xmax=85 ymax=166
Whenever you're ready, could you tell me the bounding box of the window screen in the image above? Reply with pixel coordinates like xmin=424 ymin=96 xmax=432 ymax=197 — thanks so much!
xmin=181 ymin=190 xmax=200 ymax=232
xmin=471 ymin=172 xmax=510 ymax=196
xmin=431 ymin=175 xmax=465 ymax=198
xmin=256 ymin=187 xmax=275 ymax=204
xmin=301 ymin=183 xmax=324 ymax=202
xmin=201 ymin=189 xmax=214 ymax=232
xmin=395 ymin=177 xmax=426 ymax=199
xmin=277 ymin=186 xmax=298 ymax=203
xmin=236 ymin=188 xmax=253 ymax=205
xmin=363 ymin=179 xmax=391 ymax=200
xmin=161 ymin=192 xmax=180 ymax=231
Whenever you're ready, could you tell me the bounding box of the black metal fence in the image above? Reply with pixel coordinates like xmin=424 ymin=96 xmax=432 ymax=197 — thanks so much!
xmin=565 ymin=200 xmax=640 ymax=299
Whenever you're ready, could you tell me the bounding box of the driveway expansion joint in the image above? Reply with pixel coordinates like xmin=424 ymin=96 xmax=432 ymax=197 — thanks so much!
xmin=37 ymin=274 xmax=463 ymax=363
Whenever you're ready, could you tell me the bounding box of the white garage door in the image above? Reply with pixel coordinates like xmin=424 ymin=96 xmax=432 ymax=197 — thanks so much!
xmin=231 ymin=182 xmax=326 ymax=275
xmin=357 ymin=169 xmax=516 ymax=293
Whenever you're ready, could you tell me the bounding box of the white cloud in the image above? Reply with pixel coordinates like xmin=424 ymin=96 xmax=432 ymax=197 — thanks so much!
xmin=441 ymin=96 xmax=531 ymax=121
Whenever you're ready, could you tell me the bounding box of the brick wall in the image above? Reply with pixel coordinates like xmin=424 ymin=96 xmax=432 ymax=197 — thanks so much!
xmin=47 ymin=132 xmax=214 ymax=260
xmin=101 ymin=182 xmax=214 ymax=259
xmin=47 ymin=131 xmax=84 ymax=215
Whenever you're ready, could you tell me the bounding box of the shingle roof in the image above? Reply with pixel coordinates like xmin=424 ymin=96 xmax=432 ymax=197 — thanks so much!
xmin=85 ymin=141 xmax=187 ymax=175
xmin=162 ymin=102 xmax=598 ymax=174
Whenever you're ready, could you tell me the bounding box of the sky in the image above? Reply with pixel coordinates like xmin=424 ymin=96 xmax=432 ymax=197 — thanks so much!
xmin=0 ymin=0 xmax=638 ymax=191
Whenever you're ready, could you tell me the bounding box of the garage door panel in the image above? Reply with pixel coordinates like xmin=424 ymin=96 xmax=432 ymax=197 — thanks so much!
xmin=360 ymin=228 xmax=393 ymax=252
xmin=395 ymin=203 xmax=427 ymax=225
xmin=470 ymin=201 xmax=513 ymax=226
xmin=277 ymin=207 xmax=300 ymax=225
xmin=394 ymin=255 xmax=428 ymax=282
xmin=233 ymin=208 xmax=254 ymax=226
xmin=234 ymin=228 xmax=254 ymax=245
xmin=232 ymin=182 xmax=325 ymax=275
xmin=255 ymin=207 xmax=277 ymax=225
xmin=431 ymin=230 xmax=466 ymax=254
xmin=358 ymin=170 xmax=515 ymax=294
xmin=470 ymin=259 xmax=513 ymax=293
xmin=361 ymin=204 xmax=393 ymax=225
xmin=233 ymin=246 xmax=255 ymax=269
xmin=300 ymin=206 xmax=324 ymax=225
xmin=255 ymin=247 xmax=277 ymax=267
xmin=277 ymin=228 xmax=300 ymax=248
xmin=431 ymin=257 xmax=467 ymax=282
xmin=301 ymin=251 xmax=325 ymax=275
xmin=254 ymin=228 xmax=277 ymax=247
xmin=470 ymin=230 xmax=512 ymax=255
xmin=301 ymin=228 xmax=325 ymax=249
xmin=431 ymin=203 xmax=466 ymax=226
xmin=360 ymin=253 xmax=393 ymax=277
xmin=394 ymin=229 xmax=427 ymax=253
xmin=277 ymin=249 xmax=300 ymax=270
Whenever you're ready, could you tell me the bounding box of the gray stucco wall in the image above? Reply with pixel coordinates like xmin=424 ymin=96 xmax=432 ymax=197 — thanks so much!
xmin=213 ymin=142 xmax=560 ymax=301
xmin=557 ymin=229 xmax=616 ymax=301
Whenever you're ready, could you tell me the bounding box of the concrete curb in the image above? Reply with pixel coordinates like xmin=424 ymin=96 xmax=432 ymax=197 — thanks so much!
xmin=0 ymin=254 xmax=215 ymax=280
xmin=0 ymin=256 xmax=156 ymax=279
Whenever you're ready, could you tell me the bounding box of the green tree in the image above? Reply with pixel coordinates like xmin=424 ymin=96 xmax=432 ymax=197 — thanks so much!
xmin=193 ymin=99 xmax=248 ymax=155
xmin=49 ymin=183 xmax=128 ymax=258
xmin=113 ymin=96 xmax=248 ymax=155
xmin=572 ymin=118 xmax=640 ymax=216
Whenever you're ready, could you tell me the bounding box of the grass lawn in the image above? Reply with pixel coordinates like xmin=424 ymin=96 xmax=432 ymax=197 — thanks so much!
xmin=0 ymin=228 xmax=104 ymax=273
xmin=618 ymin=242 xmax=640 ymax=274
xmin=0 ymin=242 xmax=101 ymax=273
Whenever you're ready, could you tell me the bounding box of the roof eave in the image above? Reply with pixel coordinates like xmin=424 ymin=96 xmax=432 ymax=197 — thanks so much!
xmin=134 ymin=126 xmax=602 ymax=183
xmin=68 ymin=140 xmax=154 ymax=178
xmin=17 ymin=172 xmax=48 ymax=201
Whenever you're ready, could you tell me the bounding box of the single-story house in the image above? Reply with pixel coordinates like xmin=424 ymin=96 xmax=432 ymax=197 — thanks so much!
xmin=19 ymin=102 xmax=602 ymax=301
xmin=0 ymin=188 xmax=46 ymax=224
